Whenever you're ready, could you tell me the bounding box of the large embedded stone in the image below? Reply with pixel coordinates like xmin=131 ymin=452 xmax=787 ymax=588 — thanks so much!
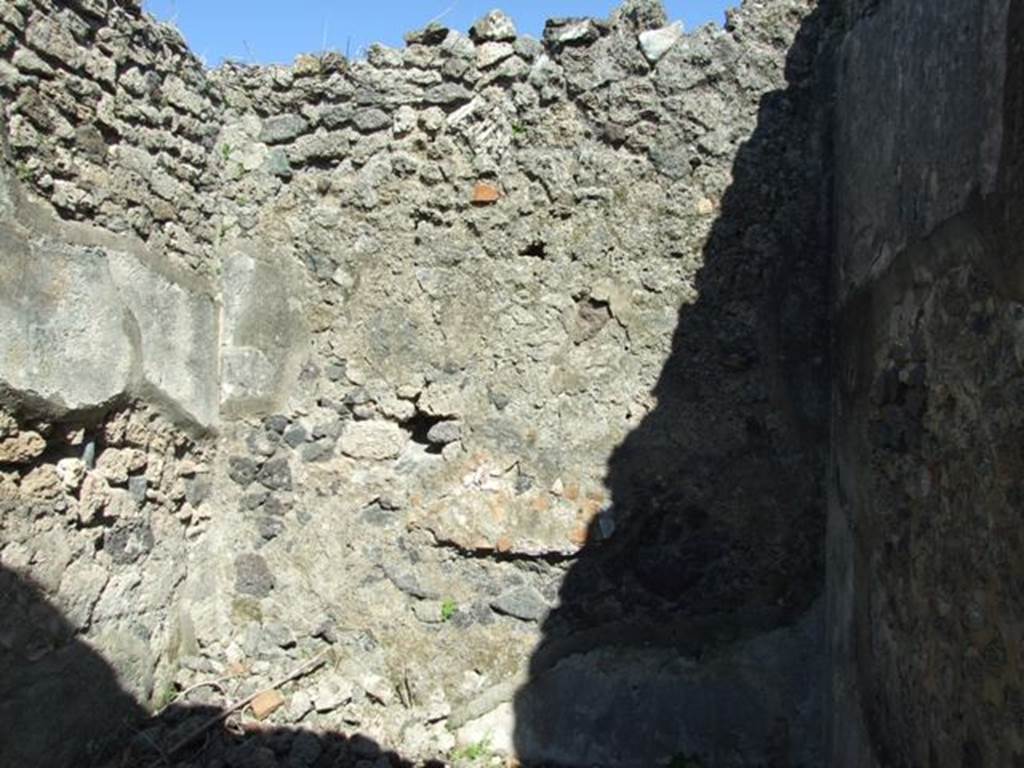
xmin=639 ymin=22 xmax=683 ymax=64
xmin=470 ymin=10 xmax=517 ymax=42
xmin=219 ymin=244 xmax=309 ymax=418
xmin=339 ymin=421 xmax=406 ymax=460
xmin=104 ymin=250 xmax=219 ymax=426
xmin=0 ymin=431 xmax=45 ymax=464
xmin=0 ymin=235 xmax=134 ymax=413
xmin=258 ymin=113 xmax=309 ymax=144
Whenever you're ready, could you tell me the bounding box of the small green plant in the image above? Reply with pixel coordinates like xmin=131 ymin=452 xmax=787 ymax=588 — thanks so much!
xmin=511 ymin=121 xmax=526 ymax=135
xmin=221 ymin=143 xmax=233 ymax=162
xmin=440 ymin=597 xmax=457 ymax=622
xmin=155 ymin=680 xmax=178 ymax=710
xmin=453 ymin=736 xmax=491 ymax=762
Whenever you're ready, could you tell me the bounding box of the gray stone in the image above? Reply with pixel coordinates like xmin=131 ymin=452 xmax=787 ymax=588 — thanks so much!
xmin=246 ymin=428 xmax=279 ymax=457
xmin=312 ymin=420 xmax=343 ymax=439
xmin=344 ymin=387 xmax=371 ymax=407
xmin=470 ymin=10 xmax=517 ymax=42
xmin=385 ymin=564 xmax=438 ymax=599
xmin=127 ymin=475 xmax=147 ymax=502
xmin=12 ymin=48 xmax=53 ymax=76
xmin=103 ymin=519 xmax=153 ymax=565
xmin=426 ymin=420 xmax=461 ymax=445
xmin=319 ymin=104 xmax=354 ymax=129
xmin=613 ymin=0 xmax=669 ymax=31
xmin=235 ymin=553 xmax=275 ymax=597
xmin=263 ymin=147 xmax=292 ymax=178
xmin=281 ymin=424 xmax=309 ymax=449
xmin=423 ymin=83 xmax=472 ymax=105
xmin=490 ymin=586 xmax=548 ymax=622
xmin=360 ymin=672 xmax=393 ymax=705
xmin=476 ymin=42 xmax=515 ymax=69
xmin=325 ymin=362 xmax=347 ymax=381
xmin=257 ymin=515 xmax=284 ymax=541
xmin=404 ymin=22 xmax=449 ymax=46
xmin=412 ymin=600 xmax=444 ymax=624
xmin=228 ymin=456 xmax=259 ymax=486
xmin=514 ymin=36 xmax=543 ymax=61
xmin=648 ymin=143 xmax=692 ymax=180
xmin=312 ymin=676 xmax=354 ymax=712
xmin=513 ymin=606 xmax=824 ymax=766
xmin=287 ymin=130 xmax=349 ymax=164
xmin=56 ymin=558 xmax=109 ymax=629
xmin=352 ymin=108 xmax=390 ymax=133
xmin=259 ymin=113 xmax=309 ymax=144
xmin=264 ymin=414 xmax=290 ymax=433
xmin=25 ymin=15 xmax=81 ymax=67
xmin=312 ymin=619 xmax=339 ymax=644
xmin=263 ymin=496 xmax=286 ymax=517
xmin=367 ymin=43 xmax=403 ymax=68
xmin=544 ymin=18 xmax=599 ymax=46
xmin=339 ymin=421 xmax=406 ymax=460
xmin=0 ymin=1 xmax=909 ymax=766
xmin=256 ymin=456 xmax=292 ymax=491
xmin=638 ymin=22 xmax=683 ymax=64
xmin=184 ymin=476 xmax=212 ymax=507
xmin=299 ymin=440 xmax=331 ymax=463
xmin=263 ymin=621 xmax=296 ymax=649
xmin=240 ymin=488 xmax=270 ymax=510
xmin=286 ymin=689 xmax=314 ymax=722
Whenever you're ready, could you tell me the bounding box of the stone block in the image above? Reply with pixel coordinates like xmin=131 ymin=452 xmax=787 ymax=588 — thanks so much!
xmin=250 ymin=688 xmax=285 ymax=720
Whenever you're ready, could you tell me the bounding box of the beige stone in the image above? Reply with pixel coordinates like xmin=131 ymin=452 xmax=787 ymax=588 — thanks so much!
xmin=95 ymin=448 xmax=146 ymax=485
xmin=250 ymin=689 xmax=285 ymax=720
xmin=79 ymin=472 xmax=110 ymax=523
xmin=20 ymin=465 xmax=61 ymax=498
xmin=0 ymin=431 xmax=45 ymax=464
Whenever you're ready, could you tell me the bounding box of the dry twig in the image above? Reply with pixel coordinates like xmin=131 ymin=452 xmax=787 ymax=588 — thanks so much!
xmin=155 ymin=678 xmax=229 ymax=716
xmin=148 ymin=650 xmax=330 ymax=767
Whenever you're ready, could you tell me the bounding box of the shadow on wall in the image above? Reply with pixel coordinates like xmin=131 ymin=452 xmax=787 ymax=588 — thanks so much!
xmin=0 ymin=564 xmax=438 ymax=768
xmin=513 ymin=4 xmax=836 ymax=767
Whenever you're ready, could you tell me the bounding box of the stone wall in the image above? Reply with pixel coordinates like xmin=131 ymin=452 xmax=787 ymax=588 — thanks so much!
xmin=0 ymin=0 xmax=308 ymax=426
xmin=0 ymin=0 xmax=219 ymax=274
xmin=1 ymin=0 xmax=836 ymax=766
xmin=828 ymin=0 xmax=1023 ymax=765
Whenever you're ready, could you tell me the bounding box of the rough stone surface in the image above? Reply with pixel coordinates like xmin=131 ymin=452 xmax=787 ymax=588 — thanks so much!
xmin=828 ymin=1 xmax=1022 ymax=766
xmin=235 ymin=553 xmax=275 ymax=597
xmin=3 ymin=0 xmax=999 ymax=766
xmin=490 ymin=586 xmax=549 ymax=622
xmin=0 ymin=431 xmax=45 ymax=464
xmin=639 ymin=21 xmax=683 ymax=63
xmin=251 ymin=688 xmax=286 ymax=720
xmin=0 ymin=404 xmax=208 ymax=768
xmin=339 ymin=421 xmax=406 ymax=460
xmin=470 ymin=10 xmax=517 ymax=42
xmin=0 ymin=237 xmax=135 ymax=413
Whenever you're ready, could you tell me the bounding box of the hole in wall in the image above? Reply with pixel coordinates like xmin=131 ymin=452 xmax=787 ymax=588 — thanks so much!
xmin=520 ymin=240 xmax=547 ymax=258
xmin=400 ymin=410 xmax=447 ymax=454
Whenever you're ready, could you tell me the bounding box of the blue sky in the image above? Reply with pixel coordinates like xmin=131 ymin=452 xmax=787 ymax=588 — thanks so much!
xmin=143 ymin=1 xmax=735 ymax=66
